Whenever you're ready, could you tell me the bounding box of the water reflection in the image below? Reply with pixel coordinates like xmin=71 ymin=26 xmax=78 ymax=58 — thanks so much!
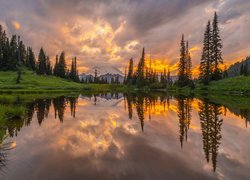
xmin=176 ymin=95 xmax=193 ymax=148
xmin=198 ymin=98 xmax=223 ymax=172
xmin=0 ymin=93 xmax=249 ymax=179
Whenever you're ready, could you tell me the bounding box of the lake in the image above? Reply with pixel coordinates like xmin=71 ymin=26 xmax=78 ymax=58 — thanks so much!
xmin=0 ymin=93 xmax=249 ymax=180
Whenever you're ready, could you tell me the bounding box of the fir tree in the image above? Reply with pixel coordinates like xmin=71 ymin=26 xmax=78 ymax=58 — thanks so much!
xmin=199 ymin=21 xmax=213 ymax=85
xmin=127 ymin=58 xmax=134 ymax=84
xmin=37 ymin=48 xmax=47 ymax=74
xmin=136 ymin=47 xmax=146 ymax=87
xmin=178 ymin=34 xmax=187 ymax=87
xmin=26 ymin=47 xmax=36 ymax=71
xmin=53 ymin=55 xmax=59 ymax=76
xmin=211 ymin=12 xmax=223 ymax=80
xmin=57 ymin=51 xmax=67 ymax=78
xmin=186 ymin=41 xmax=192 ymax=81
xmin=46 ymin=56 xmax=52 ymax=75
xmin=9 ymin=35 xmax=19 ymax=70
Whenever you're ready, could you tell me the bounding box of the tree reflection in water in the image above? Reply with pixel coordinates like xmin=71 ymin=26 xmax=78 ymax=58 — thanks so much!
xmin=124 ymin=93 xmax=225 ymax=172
xmin=198 ymin=98 xmax=223 ymax=172
xmin=1 ymin=93 xmax=249 ymax=174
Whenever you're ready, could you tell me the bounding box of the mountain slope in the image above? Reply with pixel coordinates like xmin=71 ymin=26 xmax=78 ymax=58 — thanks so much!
xmin=227 ymin=56 xmax=250 ymax=77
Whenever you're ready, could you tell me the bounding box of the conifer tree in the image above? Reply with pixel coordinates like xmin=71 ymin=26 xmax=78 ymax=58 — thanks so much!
xmin=69 ymin=57 xmax=79 ymax=82
xmin=53 ymin=55 xmax=59 ymax=76
xmin=17 ymin=36 xmax=27 ymax=65
xmin=199 ymin=21 xmax=213 ymax=85
xmin=186 ymin=41 xmax=192 ymax=81
xmin=211 ymin=12 xmax=223 ymax=80
xmin=57 ymin=51 xmax=67 ymax=78
xmin=9 ymin=35 xmax=19 ymax=70
xmin=37 ymin=48 xmax=47 ymax=74
xmin=46 ymin=56 xmax=52 ymax=75
xmin=127 ymin=58 xmax=134 ymax=84
xmin=178 ymin=34 xmax=186 ymax=87
xmin=136 ymin=47 xmax=146 ymax=87
xmin=26 ymin=47 xmax=36 ymax=71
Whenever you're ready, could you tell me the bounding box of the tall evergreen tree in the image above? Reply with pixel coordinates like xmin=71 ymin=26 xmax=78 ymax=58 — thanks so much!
xmin=17 ymin=36 xmax=27 ymax=66
xmin=136 ymin=47 xmax=146 ymax=87
xmin=178 ymin=34 xmax=187 ymax=87
xmin=127 ymin=58 xmax=134 ymax=84
xmin=57 ymin=51 xmax=67 ymax=78
xmin=186 ymin=41 xmax=192 ymax=81
xmin=46 ymin=56 xmax=52 ymax=75
xmin=26 ymin=47 xmax=36 ymax=71
xmin=9 ymin=35 xmax=19 ymax=70
xmin=53 ymin=55 xmax=59 ymax=76
xmin=37 ymin=48 xmax=47 ymax=74
xmin=199 ymin=21 xmax=213 ymax=85
xmin=69 ymin=57 xmax=79 ymax=82
xmin=211 ymin=12 xmax=223 ymax=80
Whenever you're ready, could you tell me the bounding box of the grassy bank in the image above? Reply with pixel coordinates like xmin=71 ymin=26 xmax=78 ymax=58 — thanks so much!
xmin=0 ymin=70 xmax=124 ymax=93
xmin=195 ymin=76 xmax=250 ymax=95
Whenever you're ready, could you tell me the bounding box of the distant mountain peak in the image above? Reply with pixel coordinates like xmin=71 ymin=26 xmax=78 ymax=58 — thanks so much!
xmin=86 ymin=66 xmax=124 ymax=76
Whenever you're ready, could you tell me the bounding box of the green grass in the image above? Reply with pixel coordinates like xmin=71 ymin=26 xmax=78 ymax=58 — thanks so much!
xmin=0 ymin=70 xmax=124 ymax=93
xmin=195 ymin=76 xmax=250 ymax=95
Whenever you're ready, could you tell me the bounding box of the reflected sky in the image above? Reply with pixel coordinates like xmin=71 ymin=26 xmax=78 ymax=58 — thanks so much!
xmin=0 ymin=94 xmax=250 ymax=180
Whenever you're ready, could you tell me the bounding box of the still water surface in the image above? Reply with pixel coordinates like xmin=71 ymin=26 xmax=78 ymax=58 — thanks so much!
xmin=0 ymin=93 xmax=250 ymax=180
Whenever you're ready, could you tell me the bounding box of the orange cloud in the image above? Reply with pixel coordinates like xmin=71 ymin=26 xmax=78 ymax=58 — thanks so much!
xmin=12 ymin=20 xmax=21 ymax=30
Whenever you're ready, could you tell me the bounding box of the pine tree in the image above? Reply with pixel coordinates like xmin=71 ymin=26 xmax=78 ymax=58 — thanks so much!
xmin=186 ymin=41 xmax=192 ymax=82
xmin=211 ymin=12 xmax=223 ymax=80
xmin=46 ymin=56 xmax=52 ymax=75
xmin=26 ymin=47 xmax=36 ymax=71
xmin=17 ymin=36 xmax=27 ymax=66
xmin=127 ymin=58 xmax=134 ymax=84
xmin=9 ymin=35 xmax=19 ymax=70
xmin=136 ymin=47 xmax=146 ymax=87
xmin=199 ymin=21 xmax=213 ymax=85
xmin=57 ymin=51 xmax=66 ymax=78
xmin=69 ymin=57 xmax=79 ymax=82
xmin=70 ymin=58 xmax=75 ymax=80
xmin=53 ymin=55 xmax=59 ymax=76
xmin=37 ymin=48 xmax=47 ymax=74
xmin=178 ymin=34 xmax=186 ymax=87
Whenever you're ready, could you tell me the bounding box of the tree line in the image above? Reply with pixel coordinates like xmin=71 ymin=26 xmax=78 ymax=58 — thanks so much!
xmin=124 ymin=48 xmax=173 ymax=88
xmin=124 ymin=12 xmax=225 ymax=89
xmin=0 ymin=25 xmax=80 ymax=82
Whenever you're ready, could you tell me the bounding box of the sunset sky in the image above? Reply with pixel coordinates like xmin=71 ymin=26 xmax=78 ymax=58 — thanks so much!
xmin=0 ymin=0 xmax=249 ymax=75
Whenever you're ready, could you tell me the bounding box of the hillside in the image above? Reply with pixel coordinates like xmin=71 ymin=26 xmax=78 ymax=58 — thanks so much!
xmin=0 ymin=71 xmax=121 ymax=93
xmin=227 ymin=56 xmax=250 ymax=77
xmin=196 ymin=76 xmax=250 ymax=94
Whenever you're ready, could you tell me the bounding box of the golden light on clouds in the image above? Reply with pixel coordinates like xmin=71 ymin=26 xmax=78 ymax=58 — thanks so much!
xmin=144 ymin=58 xmax=179 ymax=73
xmin=12 ymin=20 xmax=21 ymax=30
